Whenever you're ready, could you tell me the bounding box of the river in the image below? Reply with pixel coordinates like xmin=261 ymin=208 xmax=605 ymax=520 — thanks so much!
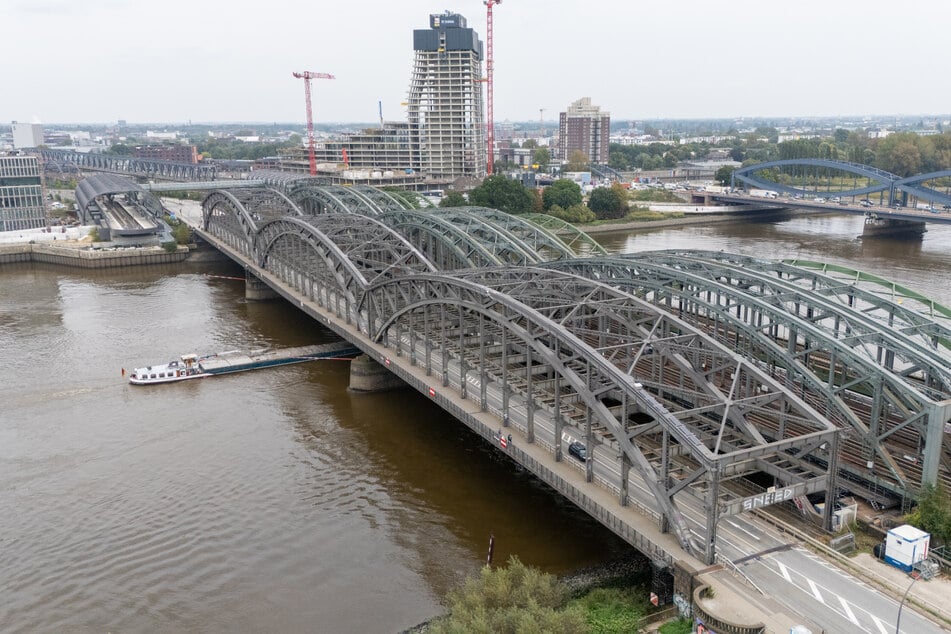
xmin=1 ymin=212 xmax=949 ymax=632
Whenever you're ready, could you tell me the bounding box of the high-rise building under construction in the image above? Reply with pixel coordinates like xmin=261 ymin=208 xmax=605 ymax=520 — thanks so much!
xmin=408 ymin=11 xmax=486 ymax=179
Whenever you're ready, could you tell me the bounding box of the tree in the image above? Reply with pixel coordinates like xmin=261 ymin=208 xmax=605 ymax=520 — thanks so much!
xmin=468 ymin=175 xmax=534 ymax=214
xmin=905 ymin=482 xmax=951 ymax=544
xmin=566 ymin=150 xmax=589 ymax=172
xmin=714 ymin=165 xmax=736 ymax=186
xmin=427 ymin=556 xmax=585 ymax=634
xmin=588 ymin=185 xmax=627 ymax=219
xmin=522 ymin=139 xmax=538 ymax=150
xmin=833 ymin=128 xmax=850 ymax=144
xmin=543 ymin=179 xmax=583 ymax=210
xmin=439 ymin=191 xmax=467 ymax=207
xmin=532 ymin=147 xmax=551 ymax=170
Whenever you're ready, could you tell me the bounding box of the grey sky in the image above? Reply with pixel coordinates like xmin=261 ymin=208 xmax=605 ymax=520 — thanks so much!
xmin=4 ymin=0 xmax=949 ymax=125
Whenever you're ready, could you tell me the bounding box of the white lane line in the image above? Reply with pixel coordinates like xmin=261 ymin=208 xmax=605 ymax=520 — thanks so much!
xmin=725 ymin=518 xmax=761 ymax=541
xmin=777 ymin=560 xmax=792 ymax=583
xmin=871 ymin=614 xmax=889 ymax=634
xmin=807 ymin=578 xmax=825 ymax=603
xmin=839 ymin=596 xmax=859 ymax=625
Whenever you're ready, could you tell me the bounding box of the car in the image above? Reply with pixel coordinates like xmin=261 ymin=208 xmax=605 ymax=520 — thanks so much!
xmin=568 ymin=441 xmax=587 ymax=461
xmin=815 ymin=198 xmax=826 ymax=204
xmin=831 ymin=197 xmax=841 ymax=203
xmin=943 ymin=204 xmax=951 ymax=210
xmin=861 ymin=200 xmax=873 ymax=207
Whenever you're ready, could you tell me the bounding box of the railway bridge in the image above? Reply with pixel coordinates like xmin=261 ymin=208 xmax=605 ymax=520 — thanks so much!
xmin=169 ymin=181 xmax=951 ymax=578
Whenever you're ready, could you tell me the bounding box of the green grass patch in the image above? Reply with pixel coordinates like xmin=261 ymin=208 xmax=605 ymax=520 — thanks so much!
xmin=658 ymin=617 xmax=692 ymax=634
xmin=567 ymin=586 xmax=647 ymax=634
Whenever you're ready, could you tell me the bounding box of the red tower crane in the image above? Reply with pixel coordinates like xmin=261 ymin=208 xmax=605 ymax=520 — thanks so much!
xmin=292 ymin=71 xmax=335 ymax=176
xmin=484 ymin=0 xmax=501 ymax=176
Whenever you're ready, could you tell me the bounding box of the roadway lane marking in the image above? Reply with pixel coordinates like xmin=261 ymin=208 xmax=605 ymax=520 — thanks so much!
xmin=725 ymin=518 xmax=762 ymax=541
xmin=777 ymin=560 xmax=792 ymax=583
xmin=871 ymin=614 xmax=889 ymax=634
xmin=839 ymin=596 xmax=859 ymax=625
xmin=807 ymin=578 xmax=824 ymax=603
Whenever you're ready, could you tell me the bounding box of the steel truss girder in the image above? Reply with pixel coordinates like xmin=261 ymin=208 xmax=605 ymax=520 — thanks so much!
xmin=642 ymin=251 xmax=951 ymax=400
xmin=429 ymin=209 xmax=545 ymax=265
xmin=379 ymin=210 xmax=504 ymax=269
xmin=40 ymin=149 xmax=218 ymax=181
xmin=255 ymin=215 xmax=436 ymax=299
xmin=287 ymin=184 xmax=385 ymax=216
xmin=547 ymin=254 xmax=942 ymax=500
xmin=521 ymin=213 xmax=609 ymax=257
xmin=781 ymin=258 xmax=951 ymax=347
xmin=443 ymin=207 xmax=577 ymax=261
xmin=361 ymin=268 xmax=838 ymax=562
xmin=351 ymin=185 xmax=414 ymax=213
xmin=201 ymin=190 xmax=263 ymax=258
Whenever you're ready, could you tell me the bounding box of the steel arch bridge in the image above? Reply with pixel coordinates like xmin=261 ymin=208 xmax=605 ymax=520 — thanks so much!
xmin=363 ymin=267 xmax=838 ymax=563
xmin=39 ymin=149 xmax=218 ymax=181
xmin=546 ymin=252 xmax=951 ymax=503
xmin=197 ymin=190 xmax=847 ymax=563
xmin=732 ymin=159 xmax=951 ymax=207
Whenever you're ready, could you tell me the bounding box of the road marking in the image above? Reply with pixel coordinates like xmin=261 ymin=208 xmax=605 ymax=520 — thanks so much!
xmin=871 ymin=614 xmax=889 ymax=634
xmin=777 ymin=560 xmax=792 ymax=583
xmin=838 ymin=596 xmax=859 ymax=625
xmin=807 ymin=578 xmax=824 ymax=603
xmin=725 ymin=518 xmax=761 ymax=540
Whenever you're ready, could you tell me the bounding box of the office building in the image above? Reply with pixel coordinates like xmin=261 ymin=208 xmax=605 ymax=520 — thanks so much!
xmin=558 ymin=98 xmax=610 ymax=164
xmin=0 ymin=155 xmax=46 ymax=231
xmin=12 ymin=121 xmax=44 ymax=149
xmin=407 ymin=11 xmax=486 ymax=179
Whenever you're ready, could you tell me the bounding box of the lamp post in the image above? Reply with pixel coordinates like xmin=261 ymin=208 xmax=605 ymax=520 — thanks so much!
xmin=895 ymin=574 xmax=919 ymax=634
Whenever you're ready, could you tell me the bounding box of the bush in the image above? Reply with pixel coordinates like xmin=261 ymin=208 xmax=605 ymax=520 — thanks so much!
xmin=905 ymin=482 xmax=951 ymax=544
xmin=88 ymin=227 xmax=102 ymax=242
xmin=160 ymin=241 xmax=178 ymax=253
xmin=428 ymin=556 xmax=586 ymax=634
xmin=171 ymin=222 xmax=192 ymax=244
xmin=658 ymin=617 xmax=693 ymax=634
xmin=547 ymin=204 xmax=596 ymax=224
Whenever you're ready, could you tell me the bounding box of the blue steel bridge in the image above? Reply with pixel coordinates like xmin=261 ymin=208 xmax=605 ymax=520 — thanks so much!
xmin=731 ymin=158 xmax=951 ymax=209
xmin=174 ymin=176 xmax=951 ymax=568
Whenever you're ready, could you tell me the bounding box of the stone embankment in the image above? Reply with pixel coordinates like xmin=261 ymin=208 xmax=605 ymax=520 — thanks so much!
xmin=0 ymin=243 xmax=188 ymax=267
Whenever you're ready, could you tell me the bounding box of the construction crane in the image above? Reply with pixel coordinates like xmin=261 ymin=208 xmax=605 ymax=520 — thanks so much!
xmin=484 ymin=0 xmax=501 ymax=175
xmin=292 ymin=70 xmax=335 ymax=176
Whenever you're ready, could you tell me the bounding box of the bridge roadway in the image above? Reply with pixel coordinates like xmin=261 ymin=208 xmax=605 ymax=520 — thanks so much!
xmin=713 ymin=193 xmax=951 ymax=225
xmin=183 ymin=209 xmax=945 ymax=633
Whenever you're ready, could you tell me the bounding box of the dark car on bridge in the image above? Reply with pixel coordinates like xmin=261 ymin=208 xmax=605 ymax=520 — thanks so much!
xmin=568 ymin=441 xmax=587 ymax=461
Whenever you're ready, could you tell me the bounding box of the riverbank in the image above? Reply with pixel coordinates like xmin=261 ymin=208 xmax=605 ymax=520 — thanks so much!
xmin=577 ymin=208 xmax=806 ymax=235
xmin=0 ymin=242 xmax=189 ymax=267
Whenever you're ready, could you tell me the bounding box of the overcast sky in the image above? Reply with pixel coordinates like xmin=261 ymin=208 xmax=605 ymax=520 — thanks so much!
xmin=4 ymin=0 xmax=949 ymax=125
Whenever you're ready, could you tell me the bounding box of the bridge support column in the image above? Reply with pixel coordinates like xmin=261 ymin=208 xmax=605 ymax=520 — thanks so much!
xmin=348 ymin=354 xmax=405 ymax=393
xmin=670 ymin=559 xmax=699 ymax=617
xmin=245 ymin=270 xmax=278 ymax=301
xmin=862 ymin=214 xmax=926 ymax=238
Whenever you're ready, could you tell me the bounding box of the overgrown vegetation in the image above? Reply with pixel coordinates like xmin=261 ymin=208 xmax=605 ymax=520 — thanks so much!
xmin=658 ymin=618 xmax=692 ymax=634
xmin=160 ymin=241 xmax=178 ymax=253
xmin=171 ymin=222 xmax=192 ymax=245
xmin=426 ymin=556 xmax=650 ymax=634
xmin=87 ymin=227 xmax=102 ymax=242
xmin=427 ymin=557 xmax=584 ymax=633
xmin=905 ymin=482 xmax=951 ymax=544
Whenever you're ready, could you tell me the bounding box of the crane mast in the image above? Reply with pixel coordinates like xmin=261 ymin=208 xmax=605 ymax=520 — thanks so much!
xmin=484 ymin=0 xmax=501 ymax=176
xmin=292 ymin=71 xmax=335 ymax=176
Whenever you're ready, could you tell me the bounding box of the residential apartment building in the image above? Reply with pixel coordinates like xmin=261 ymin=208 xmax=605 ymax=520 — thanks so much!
xmin=558 ymin=98 xmax=610 ymax=164
xmin=132 ymin=144 xmax=200 ymax=164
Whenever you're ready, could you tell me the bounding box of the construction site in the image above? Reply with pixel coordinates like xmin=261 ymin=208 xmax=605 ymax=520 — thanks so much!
xmin=276 ymin=8 xmax=496 ymax=191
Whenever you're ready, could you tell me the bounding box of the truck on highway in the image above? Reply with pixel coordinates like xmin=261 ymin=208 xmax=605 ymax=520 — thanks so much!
xmin=749 ymin=189 xmax=778 ymax=199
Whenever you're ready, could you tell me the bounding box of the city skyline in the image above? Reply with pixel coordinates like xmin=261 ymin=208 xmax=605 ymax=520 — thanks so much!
xmin=4 ymin=0 xmax=950 ymax=125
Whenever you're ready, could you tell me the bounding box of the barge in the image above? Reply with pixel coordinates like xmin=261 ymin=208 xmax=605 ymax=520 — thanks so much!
xmin=128 ymin=341 xmax=360 ymax=385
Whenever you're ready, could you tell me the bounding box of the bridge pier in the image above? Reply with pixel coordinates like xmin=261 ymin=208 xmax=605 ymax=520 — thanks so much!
xmin=245 ymin=270 xmax=279 ymax=301
xmin=348 ymin=354 xmax=406 ymax=393
xmin=862 ymin=213 xmax=926 ymax=238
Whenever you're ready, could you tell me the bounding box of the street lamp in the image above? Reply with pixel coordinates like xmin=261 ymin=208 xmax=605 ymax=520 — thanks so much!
xmin=895 ymin=574 xmax=919 ymax=634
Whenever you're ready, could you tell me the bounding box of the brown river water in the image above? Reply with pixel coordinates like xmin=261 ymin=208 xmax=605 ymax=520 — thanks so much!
xmin=1 ymin=213 xmax=949 ymax=632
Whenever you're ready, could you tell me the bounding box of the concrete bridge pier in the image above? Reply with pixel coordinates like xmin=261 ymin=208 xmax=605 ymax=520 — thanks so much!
xmin=245 ymin=270 xmax=278 ymax=301
xmin=348 ymin=354 xmax=406 ymax=393
xmin=862 ymin=214 xmax=926 ymax=238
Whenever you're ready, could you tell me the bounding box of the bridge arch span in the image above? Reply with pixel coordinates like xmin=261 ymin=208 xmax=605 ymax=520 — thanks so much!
xmin=364 ymin=267 xmax=838 ymax=562
xmin=733 ymin=159 xmax=898 ymax=199
xmin=379 ymin=209 xmax=504 ymax=269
